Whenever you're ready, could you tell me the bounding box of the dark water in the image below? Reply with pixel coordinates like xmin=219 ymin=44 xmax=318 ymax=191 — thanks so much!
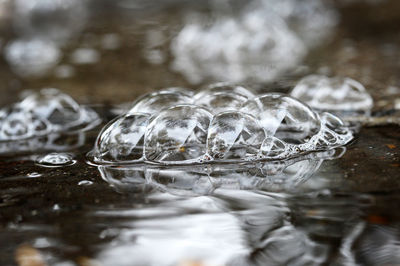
xmin=0 ymin=1 xmax=400 ymax=265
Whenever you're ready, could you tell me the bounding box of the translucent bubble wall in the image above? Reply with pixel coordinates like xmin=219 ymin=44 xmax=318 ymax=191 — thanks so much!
xmin=90 ymin=83 xmax=354 ymax=165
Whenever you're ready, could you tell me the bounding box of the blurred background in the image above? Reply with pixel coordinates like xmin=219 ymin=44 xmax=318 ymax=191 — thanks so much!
xmin=0 ymin=0 xmax=399 ymax=108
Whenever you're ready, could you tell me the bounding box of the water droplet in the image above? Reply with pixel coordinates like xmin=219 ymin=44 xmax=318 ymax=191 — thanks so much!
xmin=36 ymin=152 xmax=75 ymax=167
xmin=78 ymin=180 xmax=93 ymax=186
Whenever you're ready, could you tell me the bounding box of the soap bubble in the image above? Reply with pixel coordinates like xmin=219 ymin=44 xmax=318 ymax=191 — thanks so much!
xmin=128 ymin=91 xmax=193 ymax=115
xmin=195 ymin=83 xmax=256 ymax=100
xmin=4 ymin=38 xmax=61 ymax=77
xmin=206 ymin=111 xmax=265 ymax=160
xmin=260 ymin=136 xmax=288 ymax=159
xmin=194 ymin=83 xmax=254 ymax=114
xmin=36 ymin=152 xmax=75 ymax=167
xmin=93 ymin=113 xmax=150 ymax=163
xmin=0 ymin=88 xmax=100 ymax=142
xmin=144 ymin=105 xmax=213 ymax=163
xmin=291 ymin=75 xmax=374 ymax=112
xmin=241 ymin=93 xmax=320 ymax=143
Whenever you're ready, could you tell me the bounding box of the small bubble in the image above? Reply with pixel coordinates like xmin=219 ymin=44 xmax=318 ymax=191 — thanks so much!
xmin=36 ymin=152 xmax=75 ymax=167
xmin=27 ymin=172 xmax=41 ymax=178
xmin=78 ymin=180 xmax=93 ymax=186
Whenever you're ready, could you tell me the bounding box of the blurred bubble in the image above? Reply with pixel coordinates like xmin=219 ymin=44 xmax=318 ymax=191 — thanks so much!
xmin=4 ymin=38 xmax=60 ymax=78
xmin=13 ymin=0 xmax=88 ymax=44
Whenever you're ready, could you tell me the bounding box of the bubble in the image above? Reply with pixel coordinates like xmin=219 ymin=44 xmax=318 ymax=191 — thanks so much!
xmin=206 ymin=111 xmax=265 ymax=160
xmin=78 ymin=180 xmax=93 ymax=186
xmin=260 ymin=136 xmax=288 ymax=159
xmin=93 ymin=113 xmax=150 ymax=163
xmin=36 ymin=152 xmax=75 ymax=167
xmin=291 ymin=75 xmax=373 ymax=112
xmin=70 ymin=48 xmax=100 ymax=65
xmin=195 ymin=83 xmax=256 ymax=100
xmin=171 ymin=8 xmax=306 ymax=84
xmin=13 ymin=0 xmax=87 ymax=43
xmin=241 ymin=93 xmax=320 ymax=143
xmin=128 ymin=91 xmax=193 ymax=115
xmin=4 ymin=38 xmax=61 ymax=77
xmin=89 ymin=84 xmax=353 ymax=165
xmin=0 ymin=88 xmax=100 ymax=142
xmin=144 ymin=105 xmax=213 ymax=163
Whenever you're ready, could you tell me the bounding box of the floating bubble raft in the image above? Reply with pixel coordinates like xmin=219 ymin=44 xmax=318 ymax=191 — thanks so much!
xmin=89 ymin=83 xmax=353 ymax=165
xmin=0 ymin=88 xmax=100 ymax=152
xmin=290 ymin=75 xmax=373 ymax=113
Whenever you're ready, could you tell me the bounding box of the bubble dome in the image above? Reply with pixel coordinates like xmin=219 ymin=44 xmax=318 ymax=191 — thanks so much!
xmin=0 ymin=88 xmax=100 ymax=141
xmin=290 ymin=75 xmax=373 ymax=112
xmin=90 ymin=83 xmax=353 ymax=165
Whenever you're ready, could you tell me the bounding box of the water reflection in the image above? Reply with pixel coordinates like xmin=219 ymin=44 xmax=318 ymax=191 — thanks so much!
xmin=98 ymin=149 xmax=343 ymax=195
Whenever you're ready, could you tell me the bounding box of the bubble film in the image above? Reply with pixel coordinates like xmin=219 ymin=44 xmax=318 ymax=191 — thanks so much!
xmin=0 ymin=88 xmax=100 ymax=142
xmin=90 ymin=83 xmax=353 ymax=165
xmin=290 ymin=75 xmax=373 ymax=112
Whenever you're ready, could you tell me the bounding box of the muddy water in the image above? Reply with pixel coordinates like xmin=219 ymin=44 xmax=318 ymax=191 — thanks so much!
xmin=0 ymin=1 xmax=400 ymax=265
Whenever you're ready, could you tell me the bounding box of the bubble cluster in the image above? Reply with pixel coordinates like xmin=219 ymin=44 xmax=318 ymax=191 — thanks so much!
xmin=90 ymin=83 xmax=353 ymax=165
xmin=171 ymin=0 xmax=338 ymax=84
xmin=291 ymin=75 xmax=373 ymax=113
xmin=0 ymin=88 xmax=100 ymax=142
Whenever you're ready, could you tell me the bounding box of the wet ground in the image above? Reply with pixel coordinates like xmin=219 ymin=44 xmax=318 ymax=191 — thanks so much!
xmin=1 ymin=0 xmax=400 ymax=265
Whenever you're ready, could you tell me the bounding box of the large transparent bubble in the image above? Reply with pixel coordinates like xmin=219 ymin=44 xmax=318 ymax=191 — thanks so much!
xmin=241 ymin=93 xmax=320 ymax=143
xmin=93 ymin=113 xmax=150 ymax=163
xmin=290 ymin=75 xmax=373 ymax=113
xmin=0 ymin=88 xmax=100 ymax=142
xmin=144 ymin=105 xmax=213 ymax=163
xmin=89 ymin=83 xmax=353 ymax=165
xmin=128 ymin=91 xmax=193 ymax=115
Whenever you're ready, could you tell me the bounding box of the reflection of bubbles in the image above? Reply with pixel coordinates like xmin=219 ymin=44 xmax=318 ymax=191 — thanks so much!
xmin=98 ymin=148 xmax=342 ymax=195
xmin=13 ymin=0 xmax=87 ymax=43
xmin=291 ymin=75 xmax=374 ymax=113
xmin=91 ymin=187 xmax=333 ymax=265
xmin=0 ymin=89 xmax=100 ymax=153
xmin=4 ymin=38 xmax=60 ymax=78
xmin=171 ymin=0 xmax=338 ymax=84
xmin=89 ymin=84 xmax=352 ymax=165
